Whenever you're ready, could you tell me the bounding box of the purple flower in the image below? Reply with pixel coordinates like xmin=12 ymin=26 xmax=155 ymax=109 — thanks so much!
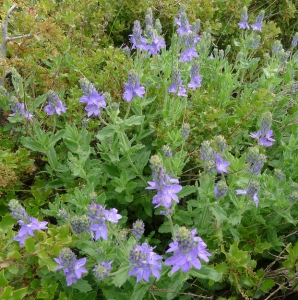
xmin=168 ymin=68 xmax=187 ymax=97
xmin=129 ymin=242 xmax=162 ymax=282
xmin=236 ymin=180 xmax=260 ymax=207
xmin=180 ymin=46 xmax=199 ymax=62
xmin=123 ymin=70 xmax=145 ymax=102
xmin=9 ymin=97 xmax=33 ymax=119
xmin=45 ymin=91 xmax=67 ymax=116
xmin=246 ymin=147 xmax=266 ymax=174
xmin=238 ymin=7 xmax=249 ymax=30
xmin=215 ymin=154 xmax=230 ymax=174
xmin=79 ymin=78 xmax=106 ymax=117
xmin=147 ymin=155 xmax=182 ymax=209
xmin=87 ymin=203 xmax=122 ymax=241
xmin=54 ymin=248 xmax=88 ymax=286
xmin=146 ymin=35 xmax=166 ymax=55
xmin=164 ymin=227 xmax=211 ymax=274
xmin=250 ymin=129 xmax=275 ymax=147
xmin=188 ymin=61 xmax=202 ymax=90
xmin=8 ymin=199 xmax=47 ymax=247
xmin=129 ymin=20 xmax=148 ymax=51
xmin=214 ymin=181 xmax=228 ymax=198
xmin=132 ymin=220 xmax=145 ymax=239
xmin=175 ymin=6 xmax=192 ymax=36
xmin=93 ymin=261 xmax=113 ymax=280
xmin=251 ymin=11 xmax=264 ymax=31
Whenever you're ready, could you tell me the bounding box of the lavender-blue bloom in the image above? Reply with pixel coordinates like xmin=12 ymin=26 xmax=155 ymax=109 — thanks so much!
xmin=70 ymin=215 xmax=91 ymax=234
xmin=93 ymin=261 xmax=113 ymax=280
xmin=168 ymin=68 xmax=187 ymax=97
xmin=236 ymin=180 xmax=260 ymax=207
xmin=79 ymin=78 xmax=106 ymax=117
xmin=9 ymin=199 xmax=47 ymax=247
xmin=162 ymin=145 xmax=172 ymax=158
xmin=251 ymin=11 xmax=264 ymax=31
xmin=129 ymin=242 xmax=162 ymax=282
xmin=215 ymin=154 xmax=230 ymax=174
xmin=129 ymin=20 xmax=148 ymax=51
xmin=175 ymin=6 xmax=192 ymax=36
xmin=214 ymin=181 xmax=228 ymax=198
xmin=246 ymin=148 xmax=266 ymax=174
xmin=238 ymin=7 xmax=249 ymax=30
xmin=9 ymin=97 xmax=33 ymax=119
xmin=132 ymin=220 xmax=145 ymax=239
xmin=45 ymin=91 xmax=67 ymax=116
xmin=164 ymin=227 xmax=211 ymax=274
xmin=123 ymin=70 xmax=145 ymax=102
xmin=188 ymin=61 xmax=202 ymax=90
xmin=54 ymin=248 xmax=88 ymax=286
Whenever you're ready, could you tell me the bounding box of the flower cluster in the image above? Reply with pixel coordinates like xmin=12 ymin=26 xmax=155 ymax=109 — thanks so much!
xmin=164 ymin=227 xmax=211 ymax=274
xmin=123 ymin=70 xmax=145 ymax=102
xmin=79 ymin=78 xmax=106 ymax=116
xmin=250 ymin=113 xmax=275 ymax=147
xmin=132 ymin=220 xmax=145 ymax=239
xmin=188 ymin=61 xmax=202 ymax=90
xmin=162 ymin=145 xmax=172 ymax=158
xmin=238 ymin=8 xmax=265 ymax=32
xmin=246 ymin=147 xmax=266 ymax=174
xmin=129 ymin=9 xmax=165 ymax=55
xmin=238 ymin=6 xmax=249 ymax=30
xmin=54 ymin=248 xmax=88 ymax=286
xmin=9 ymin=96 xmax=33 ymax=119
xmin=88 ymin=203 xmax=122 ymax=241
xmin=8 ymin=199 xmax=48 ymax=247
xmin=129 ymin=242 xmax=162 ymax=282
xmin=214 ymin=180 xmax=228 ymax=198
xmin=44 ymin=90 xmax=67 ymax=116
xmin=236 ymin=180 xmax=260 ymax=207
xmin=200 ymin=138 xmax=230 ymax=174
xmin=93 ymin=261 xmax=113 ymax=280
xmin=146 ymin=155 xmax=182 ymax=210
xmin=167 ymin=68 xmax=187 ymax=97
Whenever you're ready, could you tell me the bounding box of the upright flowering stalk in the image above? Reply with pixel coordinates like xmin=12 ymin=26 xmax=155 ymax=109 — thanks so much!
xmin=175 ymin=5 xmax=192 ymax=36
xmin=188 ymin=61 xmax=202 ymax=90
xmin=70 ymin=215 xmax=91 ymax=234
xmin=162 ymin=145 xmax=172 ymax=158
xmin=251 ymin=11 xmax=265 ymax=31
xmin=146 ymin=155 xmax=182 ymax=210
xmin=123 ymin=70 xmax=145 ymax=102
xmin=44 ymin=90 xmax=67 ymax=116
xmin=129 ymin=20 xmax=148 ymax=51
xmin=54 ymin=248 xmax=87 ymax=286
xmin=182 ymin=123 xmax=190 ymax=138
xmin=79 ymin=78 xmax=106 ymax=117
xmin=200 ymin=139 xmax=230 ymax=174
xmin=238 ymin=7 xmax=249 ymax=30
xmin=168 ymin=68 xmax=187 ymax=97
xmin=236 ymin=180 xmax=260 ymax=207
xmin=250 ymin=113 xmax=275 ymax=147
xmin=129 ymin=242 xmax=162 ymax=282
xmin=292 ymin=33 xmax=298 ymax=47
xmin=144 ymin=9 xmax=166 ymax=55
xmin=164 ymin=227 xmax=211 ymax=274
xmin=246 ymin=147 xmax=266 ymax=174
xmin=9 ymin=96 xmax=33 ymax=119
xmin=87 ymin=203 xmax=122 ymax=241
xmin=179 ymin=33 xmax=199 ymax=62
xmin=8 ymin=199 xmax=48 ymax=247
xmin=132 ymin=220 xmax=145 ymax=239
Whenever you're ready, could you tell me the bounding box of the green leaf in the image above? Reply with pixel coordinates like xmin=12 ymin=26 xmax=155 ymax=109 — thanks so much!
xmin=167 ymin=271 xmax=189 ymax=300
xmin=189 ymin=265 xmax=223 ymax=282
xmin=12 ymin=287 xmax=28 ymax=300
xmin=71 ymin=280 xmax=92 ymax=293
xmin=33 ymin=94 xmax=47 ymax=109
xmin=96 ymin=125 xmax=116 ymax=140
xmin=0 ymin=270 xmax=8 ymax=287
xmin=131 ymin=283 xmax=150 ymax=300
xmin=0 ymin=215 xmax=15 ymax=232
xmin=177 ymin=185 xmax=197 ymax=198
xmin=101 ymin=163 xmax=120 ymax=178
xmin=1 ymin=286 xmax=13 ymax=299
xmin=124 ymin=116 xmax=144 ymax=126
xmin=25 ymin=237 xmax=35 ymax=253
xmin=112 ymin=266 xmax=130 ymax=287
xmin=260 ymin=279 xmax=275 ymax=293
